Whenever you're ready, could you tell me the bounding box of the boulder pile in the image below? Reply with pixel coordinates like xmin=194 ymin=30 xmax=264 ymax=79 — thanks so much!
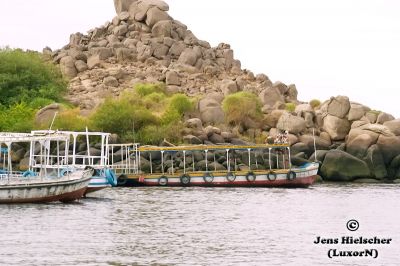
xmin=44 ymin=0 xmax=400 ymax=182
xmin=48 ymin=0 xmax=297 ymax=114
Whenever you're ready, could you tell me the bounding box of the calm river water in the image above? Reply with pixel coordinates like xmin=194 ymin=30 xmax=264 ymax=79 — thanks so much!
xmin=1 ymin=184 xmax=399 ymax=266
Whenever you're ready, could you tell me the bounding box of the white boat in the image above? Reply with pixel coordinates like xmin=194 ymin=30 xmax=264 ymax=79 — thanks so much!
xmin=0 ymin=133 xmax=91 ymax=203
xmin=31 ymin=130 xmax=118 ymax=195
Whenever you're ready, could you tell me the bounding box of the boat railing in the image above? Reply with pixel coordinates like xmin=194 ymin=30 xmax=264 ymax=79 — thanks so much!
xmin=129 ymin=143 xmax=293 ymax=176
xmin=108 ymin=143 xmax=139 ymax=175
xmin=31 ymin=130 xmax=111 ymax=170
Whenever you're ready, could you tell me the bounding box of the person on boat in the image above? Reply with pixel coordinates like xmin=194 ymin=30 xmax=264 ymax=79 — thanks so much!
xmin=282 ymin=130 xmax=289 ymax=144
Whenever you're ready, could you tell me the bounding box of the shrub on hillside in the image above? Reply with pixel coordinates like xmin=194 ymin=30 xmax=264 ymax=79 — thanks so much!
xmin=285 ymin=103 xmax=296 ymax=112
xmin=0 ymin=102 xmax=35 ymax=132
xmin=168 ymin=94 xmax=193 ymax=115
xmin=222 ymin=92 xmax=262 ymax=125
xmin=52 ymin=108 xmax=88 ymax=131
xmin=127 ymin=123 xmax=184 ymax=145
xmin=89 ymin=97 xmax=159 ymax=135
xmin=309 ymin=99 xmax=321 ymax=109
xmin=0 ymin=48 xmax=66 ymax=106
xmin=143 ymin=92 xmax=167 ymax=110
xmin=135 ymin=83 xmax=165 ymax=97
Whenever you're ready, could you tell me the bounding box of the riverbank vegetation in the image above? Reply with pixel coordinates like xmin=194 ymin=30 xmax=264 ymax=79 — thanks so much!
xmin=0 ymin=48 xmax=66 ymax=131
xmin=0 ymin=48 xmax=265 ymax=145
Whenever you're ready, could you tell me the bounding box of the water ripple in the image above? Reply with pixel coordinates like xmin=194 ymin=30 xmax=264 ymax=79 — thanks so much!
xmin=0 ymin=184 xmax=399 ymax=265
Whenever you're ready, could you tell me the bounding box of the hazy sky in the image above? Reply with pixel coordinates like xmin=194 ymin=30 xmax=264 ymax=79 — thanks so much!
xmin=1 ymin=0 xmax=399 ymax=117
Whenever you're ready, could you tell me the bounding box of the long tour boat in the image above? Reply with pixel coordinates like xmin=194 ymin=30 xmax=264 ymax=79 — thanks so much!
xmin=115 ymin=141 xmax=319 ymax=188
xmin=0 ymin=133 xmax=91 ymax=204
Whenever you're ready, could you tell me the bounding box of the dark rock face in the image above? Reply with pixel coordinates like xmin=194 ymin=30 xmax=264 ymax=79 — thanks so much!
xmin=320 ymin=150 xmax=370 ymax=181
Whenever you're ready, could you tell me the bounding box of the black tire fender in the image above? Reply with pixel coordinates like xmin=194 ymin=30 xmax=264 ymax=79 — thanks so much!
xmin=226 ymin=172 xmax=236 ymax=182
xmin=158 ymin=175 xmax=168 ymax=186
xmin=246 ymin=171 xmax=256 ymax=182
xmin=203 ymin=172 xmax=214 ymax=183
xmin=267 ymin=171 xmax=277 ymax=181
xmin=180 ymin=174 xmax=191 ymax=185
xmin=287 ymin=171 xmax=296 ymax=180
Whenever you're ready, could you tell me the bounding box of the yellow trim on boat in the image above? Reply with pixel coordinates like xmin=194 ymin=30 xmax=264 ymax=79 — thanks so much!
xmin=126 ymin=169 xmax=295 ymax=180
xmin=137 ymin=144 xmax=289 ymax=152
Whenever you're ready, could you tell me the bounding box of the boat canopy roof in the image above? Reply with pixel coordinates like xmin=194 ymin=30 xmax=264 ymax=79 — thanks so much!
xmin=31 ymin=130 xmax=111 ymax=137
xmin=0 ymin=132 xmax=69 ymax=143
xmin=137 ymin=143 xmax=289 ymax=152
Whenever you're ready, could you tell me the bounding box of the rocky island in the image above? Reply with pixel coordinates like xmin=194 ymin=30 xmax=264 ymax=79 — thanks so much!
xmin=34 ymin=0 xmax=400 ymax=182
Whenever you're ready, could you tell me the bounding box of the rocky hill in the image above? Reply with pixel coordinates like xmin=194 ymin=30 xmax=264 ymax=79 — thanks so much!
xmin=44 ymin=0 xmax=400 ymax=182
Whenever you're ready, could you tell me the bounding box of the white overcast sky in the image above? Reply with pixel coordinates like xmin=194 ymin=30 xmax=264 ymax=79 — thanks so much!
xmin=1 ymin=0 xmax=399 ymax=117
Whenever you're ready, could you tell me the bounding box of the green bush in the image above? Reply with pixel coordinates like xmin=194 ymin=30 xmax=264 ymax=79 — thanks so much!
xmin=368 ymin=110 xmax=381 ymax=115
xmin=90 ymin=84 xmax=192 ymax=144
xmin=126 ymin=123 xmax=184 ymax=145
xmin=53 ymin=108 xmax=88 ymax=131
xmin=161 ymin=109 xmax=181 ymax=125
xmin=168 ymin=94 xmax=193 ymax=115
xmin=0 ymin=102 xmax=35 ymax=132
xmin=134 ymin=83 xmax=165 ymax=97
xmin=89 ymin=97 xmax=159 ymax=135
xmin=309 ymin=99 xmax=321 ymax=109
xmin=143 ymin=92 xmax=167 ymax=110
xmin=90 ymin=98 xmax=135 ymax=135
xmin=285 ymin=103 xmax=296 ymax=112
xmin=0 ymin=48 xmax=66 ymax=106
xmin=222 ymin=92 xmax=262 ymax=125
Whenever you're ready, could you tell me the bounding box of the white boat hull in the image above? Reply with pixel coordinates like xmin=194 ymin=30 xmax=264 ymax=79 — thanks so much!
xmin=0 ymin=171 xmax=91 ymax=203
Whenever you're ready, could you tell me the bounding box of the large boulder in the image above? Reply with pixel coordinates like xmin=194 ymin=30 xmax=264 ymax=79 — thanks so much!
xmin=146 ymin=6 xmax=170 ymax=27
xmin=376 ymin=135 xmax=400 ymax=165
xmin=198 ymin=97 xmax=220 ymax=113
xmin=103 ymin=76 xmax=119 ymax=87
xmin=184 ymin=118 xmax=203 ymax=130
xmin=320 ymin=150 xmax=370 ymax=181
xmin=74 ymin=60 xmax=88 ymax=72
xmin=258 ymin=87 xmax=284 ymax=109
xmin=323 ymin=115 xmax=350 ymax=140
xmin=166 ymin=70 xmax=181 ymax=86
xmin=359 ymin=123 xmax=394 ymax=137
xmin=200 ymin=107 xmax=225 ymax=125
xmin=178 ymin=48 xmax=200 ymax=66
xmin=376 ymin=112 xmax=395 ymax=124
xmin=183 ymin=135 xmax=202 ymax=145
xmin=114 ymin=0 xmax=137 ymax=14
xmin=90 ymin=47 xmax=113 ymax=60
xmin=348 ymin=104 xmax=366 ymax=121
xmin=59 ymin=56 xmax=77 ymax=78
xmin=35 ymin=103 xmax=65 ymax=126
xmin=347 ymin=128 xmax=380 ymax=147
xmin=276 ymin=112 xmax=306 ymax=134
xmin=113 ymin=24 xmax=129 ymax=36
xmin=346 ymin=134 xmax=375 ymax=159
xmin=220 ymin=79 xmax=238 ymax=96
xmin=365 ymin=144 xmax=387 ymax=179
xmin=286 ymin=84 xmax=298 ymax=102
xmin=383 ymin=119 xmax=400 ymax=136
xmin=298 ymin=135 xmax=331 ymax=150
xmin=263 ymin=110 xmax=284 ymax=128
xmin=87 ymin=55 xmax=101 ymax=69
xmin=327 ymin=96 xmax=350 ymax=118
xmin=152 ymin=20 xmax=172 ymax=38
